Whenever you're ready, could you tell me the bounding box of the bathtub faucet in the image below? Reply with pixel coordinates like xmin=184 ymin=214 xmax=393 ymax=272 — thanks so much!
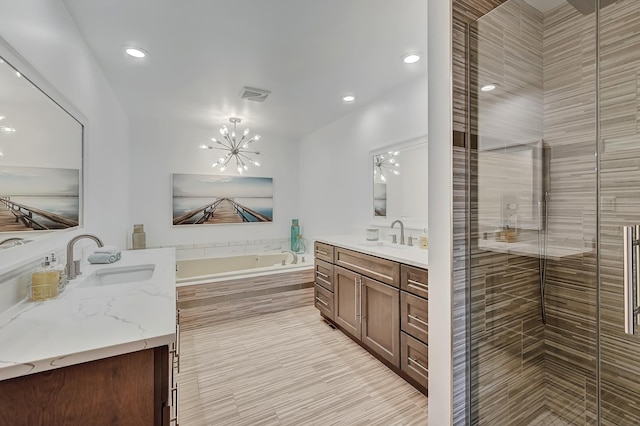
xmin=281 ymin=250 xmax=298 ymax=264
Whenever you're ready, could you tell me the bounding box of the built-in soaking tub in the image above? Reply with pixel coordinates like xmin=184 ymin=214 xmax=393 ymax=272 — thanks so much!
xmin=175 ymin=252 xmax=314 ymax=329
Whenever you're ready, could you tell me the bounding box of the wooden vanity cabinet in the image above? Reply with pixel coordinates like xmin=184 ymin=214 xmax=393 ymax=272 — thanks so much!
xmin=0 ymin=346 xmax=172 ymax=426
xmin=334 ymin=247 xmax=400 ymax=367
xmin=399 ymin=264 xmax=429 ymax=391
xmin=314 ymin=241 xmax=427 ymax=393
xmin=361 ymin=275 xmax=400 ymax=366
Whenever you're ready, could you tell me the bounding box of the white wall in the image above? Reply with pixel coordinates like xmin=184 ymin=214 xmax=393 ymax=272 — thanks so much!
xmin=428 ymin=0 xmax=453 ymax=424
xmin=0 ymin=0 xmax=130 ymax=273
xmin=128 ymin=118 xmax=300 ymax=248
xmin=298 ymin=75 xmax=428 ymax=241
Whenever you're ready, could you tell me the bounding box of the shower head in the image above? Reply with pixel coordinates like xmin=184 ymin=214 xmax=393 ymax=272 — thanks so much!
xmin=566 ymin=0 xmax=617 ymax=15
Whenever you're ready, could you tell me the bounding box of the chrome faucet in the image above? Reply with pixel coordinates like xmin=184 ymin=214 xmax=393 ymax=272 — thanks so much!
xmin=66 ymin=234 xmax=104 ymax=280
xmin=281 ymin=250 xmax=298 ymax=264
xmin=391 ymin=219 xmax=405 ymax=245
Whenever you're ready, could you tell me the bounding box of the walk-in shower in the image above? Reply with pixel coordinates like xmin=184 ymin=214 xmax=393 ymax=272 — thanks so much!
xmin=455 ymin=0 xmax=640 ymax=424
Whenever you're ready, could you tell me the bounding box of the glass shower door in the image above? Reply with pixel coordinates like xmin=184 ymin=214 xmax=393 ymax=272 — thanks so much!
xmin=598 ymin=0 xmax=640 ymax=423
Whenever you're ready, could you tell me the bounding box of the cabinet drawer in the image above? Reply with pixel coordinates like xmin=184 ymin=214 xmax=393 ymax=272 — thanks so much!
xmin=335 ymin=247 xmax=399 ymax=287
xmin=314 ymin=284 xmax=334 ymax=320
xmin=401 ymin=332 xmax=428 ymax=389
xmin=314 ymin=241 xmax=334 ymax=263
xmin=401 ymin=264 xmax=428 ymax=299
xmin=314 ymin=259 xmax=334 ymax=292
xmin=401 ymin=291 xmax=428 ymax=344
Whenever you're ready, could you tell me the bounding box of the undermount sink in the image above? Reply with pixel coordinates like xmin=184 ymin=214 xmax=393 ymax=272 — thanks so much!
xmin=77 ymin=264 xmax=155 ymax=288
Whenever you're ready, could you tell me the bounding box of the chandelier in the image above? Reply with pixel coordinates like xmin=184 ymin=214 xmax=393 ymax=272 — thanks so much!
xmin=200 ymin=117 xmax=261 ymax=174
xmin=373 ymin=151 xmax=400 ymax=182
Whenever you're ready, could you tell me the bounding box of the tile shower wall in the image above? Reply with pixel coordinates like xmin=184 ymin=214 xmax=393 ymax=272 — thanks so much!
xmin=468 ymin=2 xmax=547 ymax=424
xmin=456 ymin=0 xmax=640 ymax=424
xmin=541 ymin=4 xmax=598 ymax=424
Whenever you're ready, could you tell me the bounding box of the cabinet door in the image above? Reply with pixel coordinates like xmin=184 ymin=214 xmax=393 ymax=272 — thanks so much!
xmin=361 ymin=276 xmax=400 ymax=367
xmin=334 ymin=265 xmax=361 ymax=339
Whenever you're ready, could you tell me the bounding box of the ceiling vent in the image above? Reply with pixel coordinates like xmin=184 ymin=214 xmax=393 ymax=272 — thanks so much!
xmin=239 ymin=86 xmax=271 ymax=102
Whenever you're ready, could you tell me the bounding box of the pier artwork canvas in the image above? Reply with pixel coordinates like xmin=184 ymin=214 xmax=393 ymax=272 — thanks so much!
xmin=172 ymin=173 xmax=274 ymax=225
xmin=0 ymin=166 xmax=80 ymax=232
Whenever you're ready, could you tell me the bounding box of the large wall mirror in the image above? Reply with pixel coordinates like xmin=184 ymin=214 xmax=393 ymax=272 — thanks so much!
xmin=0 ymin=39 xmax=84 ymax=251
xmin=371 ymin=137 xmax=428 ymax=229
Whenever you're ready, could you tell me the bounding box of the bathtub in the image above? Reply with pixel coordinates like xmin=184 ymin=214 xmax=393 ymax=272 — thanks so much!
xmin=175 ymin=251 xmax=312 ymax=286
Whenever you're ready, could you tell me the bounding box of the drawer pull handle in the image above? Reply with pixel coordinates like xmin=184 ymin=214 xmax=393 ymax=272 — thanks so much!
xmin=315 ymin=297 xmax=329 ymax=307
xmin=408 ymin=314 xmax=429 ymax=327
xmin=340 ymin=259 xmax=392 ymax=282
xmin=407 ymin=280 xmax=428 ymax=292
xmin=316 ymin=271 xmax=329 ymax=279
xmin=408 ymin=357 xmax=429 ymax=374
xmin=316 ymin=249 xmax=329 ymax=256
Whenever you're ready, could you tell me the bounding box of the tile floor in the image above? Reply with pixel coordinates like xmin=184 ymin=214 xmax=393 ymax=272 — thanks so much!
xmin=177 ymin=305 xmax=428 ymax=425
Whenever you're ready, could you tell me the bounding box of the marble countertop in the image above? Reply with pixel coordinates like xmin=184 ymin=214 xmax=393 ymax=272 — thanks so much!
xmin=315 ymin=235 xmax=428 ymax=269
xmin=0 ymin=247 xmax=176 ymax=381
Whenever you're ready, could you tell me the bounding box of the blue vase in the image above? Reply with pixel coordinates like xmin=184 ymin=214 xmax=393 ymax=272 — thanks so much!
xmin=291 ymin=219 xmax=299 ymax=251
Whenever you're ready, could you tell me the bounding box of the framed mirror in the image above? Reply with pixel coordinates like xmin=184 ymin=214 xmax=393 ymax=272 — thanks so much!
xmin=370 ymin=137 xmax=428 ymax=229
xmin=0 ymin=38 xmax=84 ymax=250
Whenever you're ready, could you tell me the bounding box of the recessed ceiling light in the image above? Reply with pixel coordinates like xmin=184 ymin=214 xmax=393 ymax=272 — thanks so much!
xmin=342 ymin=95 xmax=355 ymax=103
xmin=125 ymin=47 xmax=147 ymax=58
xmin=401 ymin=53 xmax=421 ymax=64
xmin=481 ymin=84 xmax=497 ymax=92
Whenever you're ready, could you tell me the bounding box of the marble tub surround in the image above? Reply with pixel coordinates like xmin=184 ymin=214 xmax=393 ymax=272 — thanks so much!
xmin=0 ymin=247 xmax=176 ymax=381
xmin=173 ymin=237 xmax=301 ymax=261
xmin=315 ymin=234 xmax=428 ymax=269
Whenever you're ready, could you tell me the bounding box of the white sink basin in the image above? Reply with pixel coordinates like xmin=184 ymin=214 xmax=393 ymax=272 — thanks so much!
xmin=78 ymin=264 xmax=155 ymax=288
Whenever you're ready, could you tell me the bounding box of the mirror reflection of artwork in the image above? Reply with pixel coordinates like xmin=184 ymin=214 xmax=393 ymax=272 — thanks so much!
xmin=0 ymin=166 xmax=80 ymax=232
xmin=0 ymin=45 xmax=84 ymax=246
xmin=173 ymin=173 xmax=273 ymax=225
xmin=374 ymin=183 xmax=387 ymax=217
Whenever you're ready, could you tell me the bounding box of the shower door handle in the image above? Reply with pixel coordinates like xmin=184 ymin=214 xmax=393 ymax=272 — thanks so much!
xmin=623 ymin=225 xmax=640 ymax=335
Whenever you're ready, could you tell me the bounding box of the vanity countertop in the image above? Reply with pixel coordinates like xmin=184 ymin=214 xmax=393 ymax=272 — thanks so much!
xmin=0 ymin=247 xmax=176 ymax=381
xmin=316 ymin=235 xmax=428 ymax=269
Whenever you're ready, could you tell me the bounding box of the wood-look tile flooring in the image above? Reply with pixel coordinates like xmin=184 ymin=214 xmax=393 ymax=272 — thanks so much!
xmin=177 ymin=305 xmax=428 ymax=425
xmin=529 ymin=410 xmax=571 ymax=426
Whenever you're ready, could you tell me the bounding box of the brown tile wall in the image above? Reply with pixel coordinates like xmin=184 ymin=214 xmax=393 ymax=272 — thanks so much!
xmin=455 ymin=0 xmax=640 ymax=424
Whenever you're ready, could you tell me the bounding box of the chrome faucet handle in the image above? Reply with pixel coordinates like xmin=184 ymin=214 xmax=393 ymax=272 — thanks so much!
xmin=408 ymin=236 xmax=415 ymax=247
xmin=391 ymin=234 xmax=397 ymax=244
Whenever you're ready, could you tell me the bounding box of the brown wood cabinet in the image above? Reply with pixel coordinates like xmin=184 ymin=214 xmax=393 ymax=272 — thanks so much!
xmin=361 ymin=276 xmax=400 ymax=366
xmin=313 ymin=241 xmax=428 ymax=393
xmin=0 ymin=346 xmax=171 ymax=426
xmin=334 ymin=265 xmax=362 ymax=339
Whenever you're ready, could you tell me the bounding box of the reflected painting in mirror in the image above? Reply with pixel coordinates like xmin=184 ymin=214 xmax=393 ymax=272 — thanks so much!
xmin=0 ymin=47 xmax=83 ymax=244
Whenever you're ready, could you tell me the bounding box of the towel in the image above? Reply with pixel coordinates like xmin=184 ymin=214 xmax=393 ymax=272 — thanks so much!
xmin=88 ymin=253 xmax=119 ymax=264
xmin=93 ymin=245 xmax=120 ymax=254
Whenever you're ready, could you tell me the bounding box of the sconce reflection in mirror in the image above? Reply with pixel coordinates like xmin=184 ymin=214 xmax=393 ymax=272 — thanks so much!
xmin=373 ymin=151 xmax=400 ymax=182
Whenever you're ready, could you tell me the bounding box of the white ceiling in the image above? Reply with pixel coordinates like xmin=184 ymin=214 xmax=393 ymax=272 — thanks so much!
xmin=62 ymin=0 xmax=427 ymax=142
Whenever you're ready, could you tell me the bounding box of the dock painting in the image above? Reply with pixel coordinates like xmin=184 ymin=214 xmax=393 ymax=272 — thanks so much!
xmin=172 ymin=174 xmax=273 ymax=225
xmin=0 ymin=166 xmax=80 ymax=232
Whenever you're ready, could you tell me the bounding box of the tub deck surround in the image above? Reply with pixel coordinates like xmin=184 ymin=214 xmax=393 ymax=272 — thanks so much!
xmin=176 ymin=252 xmax=313 ymax=287
xmin=315 ymin=235 xmax=428 ymax=269
xmin=0 ymin=247 xmax=176 ymax=382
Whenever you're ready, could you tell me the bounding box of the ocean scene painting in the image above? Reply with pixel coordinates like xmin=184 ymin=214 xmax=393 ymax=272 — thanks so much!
xmin=172 ymin=174 xmax=273 ymax=225
xmin=0 ymin=166 xmax=80 ymax=232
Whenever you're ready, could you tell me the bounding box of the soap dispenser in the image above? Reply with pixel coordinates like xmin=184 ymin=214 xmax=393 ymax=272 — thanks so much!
xmin=31 ymin=256 xmax=59 ymax=301
xmin=50 ymin=253 xmax=66 ymax=293
xmin=419 ymin=229 xmax=429 ymax=249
